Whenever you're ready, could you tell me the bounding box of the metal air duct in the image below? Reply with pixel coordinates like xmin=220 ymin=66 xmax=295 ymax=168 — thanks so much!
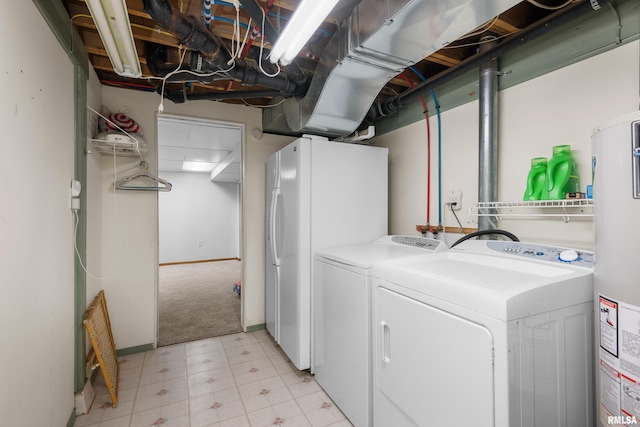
xmin=264 ymin=0 xmax=523 ymax=137
xmin=370 ymin=0 xmax=610 ymax=121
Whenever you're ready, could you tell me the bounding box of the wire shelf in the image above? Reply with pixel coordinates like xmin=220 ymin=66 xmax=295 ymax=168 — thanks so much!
xmin=90 ymin=133 xmax=147 ymax=158
xmin=469 ymin=199 xmax=593 ymax=222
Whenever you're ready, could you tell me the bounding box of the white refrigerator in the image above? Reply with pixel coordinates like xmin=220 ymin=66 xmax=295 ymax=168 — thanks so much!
xmin=593 ymin=111 xmax=640 ymax=426
xmin=265 ymin=135 xmax=388 ymax=371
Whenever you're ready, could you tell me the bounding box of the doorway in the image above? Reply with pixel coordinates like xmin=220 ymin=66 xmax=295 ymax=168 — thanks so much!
xmin=156 ymin=114 xmax=243 ymax=346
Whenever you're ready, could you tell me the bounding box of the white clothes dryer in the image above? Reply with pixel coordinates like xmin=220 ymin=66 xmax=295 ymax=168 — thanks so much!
xmin=313 ymin=235 xmax=447 ymax=427
xmin=372 ymin=239 xmax=594 ymax=427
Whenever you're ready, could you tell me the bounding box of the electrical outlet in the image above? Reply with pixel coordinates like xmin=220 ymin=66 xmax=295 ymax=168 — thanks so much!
xmin=70 ymin=179 xmax=82 ymax=210
xmin=447 ymin=190 xmax=462 ymax=210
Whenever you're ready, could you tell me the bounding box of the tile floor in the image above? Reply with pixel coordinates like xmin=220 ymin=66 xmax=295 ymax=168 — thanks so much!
xmin=74 ymin=330 xmax=353 ymax=427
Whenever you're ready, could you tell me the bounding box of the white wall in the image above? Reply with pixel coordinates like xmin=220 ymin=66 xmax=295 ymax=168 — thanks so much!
xmin=0 ymin=2 xmax=76 ymax=426
xmin=158 ymin=172 xmax=240 ymax=263
xmin=374 ymin=40 xmax=639 ymax=250
xmin=86 ymin=66 xmax=104 ymax=305
xmin=97 ymin=86 xmax=292 ymax=348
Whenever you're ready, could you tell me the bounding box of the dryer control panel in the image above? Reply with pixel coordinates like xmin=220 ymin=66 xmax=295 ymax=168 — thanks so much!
xmin=376 ymin=235 xmax=446 ymax=252
xmin=485 ymin=241 xmax=594 ymax=267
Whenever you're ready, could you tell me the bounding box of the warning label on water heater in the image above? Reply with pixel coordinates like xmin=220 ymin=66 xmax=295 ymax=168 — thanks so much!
xmin=600 ymin=296 xmax=619 ymax=357
xmin=599 ymin=294 xmax=640 ymax=425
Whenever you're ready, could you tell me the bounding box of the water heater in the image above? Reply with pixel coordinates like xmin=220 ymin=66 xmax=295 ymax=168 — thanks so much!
xmin=593 ymin=111 xmax=640 ymax=427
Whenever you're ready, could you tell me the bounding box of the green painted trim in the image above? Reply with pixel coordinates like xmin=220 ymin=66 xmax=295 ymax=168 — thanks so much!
xmin=66 ymin=410 xmax=76 ymax=427
xmin=117 ymin=344 xmax=156 ymax=357
xmin=35 ymin=0 xmax=92 ymax=393
xmin=245 ymin=323 xmax=266 ymax=333
xmin=74 ymin=65 xmax=88 ymax=393
xmin=32 ymin=0 xmax=89 ymax=75
xmin=32 ymin=0 xmax=72 ymax=53
xmin=72 ymin=29 xmax=90 ymax=76
xmin=375 ymin=0 xmax=640 ymax=136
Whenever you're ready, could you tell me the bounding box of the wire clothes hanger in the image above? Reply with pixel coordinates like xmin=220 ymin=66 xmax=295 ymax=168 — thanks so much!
xmin=115 ymin=161 xmax=172 ymax=192
xmin=85 ymin=108 xmax=171 ymax=192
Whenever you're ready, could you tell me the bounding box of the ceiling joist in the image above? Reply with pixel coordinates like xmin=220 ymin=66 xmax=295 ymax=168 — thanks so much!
xmin=62 ymin=0 xmax=574 ymax=111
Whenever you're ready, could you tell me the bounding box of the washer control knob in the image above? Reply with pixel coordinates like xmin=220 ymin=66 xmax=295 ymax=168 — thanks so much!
xmin=559 ymin=249 xmax=579 ymax=262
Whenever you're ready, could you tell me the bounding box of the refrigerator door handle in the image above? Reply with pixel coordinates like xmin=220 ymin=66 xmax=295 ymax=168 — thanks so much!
xmin=270 ymin=187 xmax=281 ymax=265
xmin=273 ymin=264 xmax=280 ymax=341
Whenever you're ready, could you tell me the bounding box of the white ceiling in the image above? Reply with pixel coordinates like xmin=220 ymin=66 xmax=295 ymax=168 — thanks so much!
xmin=157 ymin=115 xmax=242 ymax=183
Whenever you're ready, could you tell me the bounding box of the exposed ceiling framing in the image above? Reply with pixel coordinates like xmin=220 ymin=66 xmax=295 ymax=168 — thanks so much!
xmin=62 ymin=0 xmax=590 ymax=124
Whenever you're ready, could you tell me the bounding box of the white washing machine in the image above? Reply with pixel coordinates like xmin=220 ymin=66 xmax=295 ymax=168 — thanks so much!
xmin=372 ymin=239 xmax=594 ymax=427
xmin=313 ymin=235 xmax=447 ymax=427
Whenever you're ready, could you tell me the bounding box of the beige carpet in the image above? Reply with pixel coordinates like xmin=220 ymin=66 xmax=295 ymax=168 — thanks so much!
xmin=158 ymin=260 xmax=242 ymax=347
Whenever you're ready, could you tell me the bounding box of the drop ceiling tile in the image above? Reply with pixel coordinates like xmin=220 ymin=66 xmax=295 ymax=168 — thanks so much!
xmin=158 ymin=146 xmax=187 ymax=161
xmin=158 ymin=159 xmax=184 ymax=172
xmin=188 ymin=126 xmax=241 ymax=150
xmin=157 ymin=121 xmax=190 ymax=147
xmin=184 ymin=148 xmax=228 ymax=163
xmin=157 ymin=117 xmax=242 ymax=179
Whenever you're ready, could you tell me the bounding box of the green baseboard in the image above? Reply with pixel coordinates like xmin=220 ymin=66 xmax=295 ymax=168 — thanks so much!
xmin=66 ymin=410 xmax=76 ymax=427
xmin=245 ymin=323 xmax=266 ymax=333
xmin=117 ymin=343 xmax=155 ymax=357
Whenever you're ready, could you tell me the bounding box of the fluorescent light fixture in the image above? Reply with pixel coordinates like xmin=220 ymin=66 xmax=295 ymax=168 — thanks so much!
xmin=85 ymin=0 xmax=142 ymax=78
xmin=269 ymin=0 xmax=340 ymax=66
xmin=182 ymin=161 xmax=216 ymax=172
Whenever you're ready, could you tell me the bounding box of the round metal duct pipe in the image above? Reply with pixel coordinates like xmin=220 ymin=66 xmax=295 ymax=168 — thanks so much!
xmin=478 ymin=37 xmax=499 ymax=233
